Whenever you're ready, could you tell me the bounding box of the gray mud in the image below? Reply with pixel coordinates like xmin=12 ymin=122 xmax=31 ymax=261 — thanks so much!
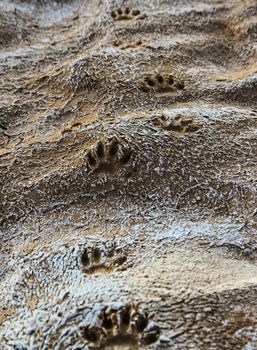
xmin=0 ymin=0 xmax=257 ymax=349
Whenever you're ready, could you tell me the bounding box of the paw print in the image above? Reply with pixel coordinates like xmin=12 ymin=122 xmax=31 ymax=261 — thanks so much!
xmin=112 ymin=39 xmax=143 ymax=50
xmin=86 ymin=138 xmax=132 ymax=173
xmin=80 ymin=242 xmax=127 ymax=274
xmin=111 ymin=8 xmax=146 ymax=21
xmin=81 ymin=303 xmax=160 ymax=347
xmin=140 ymin=73 xmax=185 ymax=94
xmin=151 ymin=114 xmax=201 ymax=134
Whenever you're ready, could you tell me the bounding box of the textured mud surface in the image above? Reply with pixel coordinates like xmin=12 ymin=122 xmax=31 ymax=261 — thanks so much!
xmin=0 ymin=0 xmax=257 ymax=349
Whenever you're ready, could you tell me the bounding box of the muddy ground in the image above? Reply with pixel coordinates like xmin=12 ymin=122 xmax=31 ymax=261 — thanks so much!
xmin=0 ymin=0 xmax=257 ymax=349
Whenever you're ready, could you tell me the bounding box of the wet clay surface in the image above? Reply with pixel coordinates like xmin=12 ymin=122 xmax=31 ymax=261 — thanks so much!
xmin=0 ymin=0 xmax=257 ymax=349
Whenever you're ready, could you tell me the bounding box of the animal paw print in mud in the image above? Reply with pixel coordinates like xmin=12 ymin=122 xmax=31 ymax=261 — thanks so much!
xmin=140 ymin=73 xmax=185 ymax=94
xmin=86 ymin=138 xmax=132 ymax=173
xmin=111 ymin=8 xmax=146 ymax=21
xmin=81 ymin=242 xmax=127 ymax=274
xmin=112 ymin=39 xmax=143 ymax=50
xmin=152 ymin=114 xmax=201 ymax=134
xmin=81 ymin=303 xmax=161 ymax=347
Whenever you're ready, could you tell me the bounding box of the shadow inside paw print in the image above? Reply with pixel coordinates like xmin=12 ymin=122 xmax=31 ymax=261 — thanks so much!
xmin=111 ymin=8 xmax=146 ymax=21
xmin=81 ymin=242 xmax=127 ymax=274
xmin=140 ymin=73 xmax=185 ymax=93
xmin=152 ymin=114 xmax=201 ymax=134
xmin=86 ymin=138 xmax=132 ymax=173
xmin=81 ymin=303 xmax=160 ymax=347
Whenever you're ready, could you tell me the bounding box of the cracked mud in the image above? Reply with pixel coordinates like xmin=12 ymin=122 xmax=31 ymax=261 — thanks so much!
xmin=0 ymin=0 xmax=257 ymax=349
